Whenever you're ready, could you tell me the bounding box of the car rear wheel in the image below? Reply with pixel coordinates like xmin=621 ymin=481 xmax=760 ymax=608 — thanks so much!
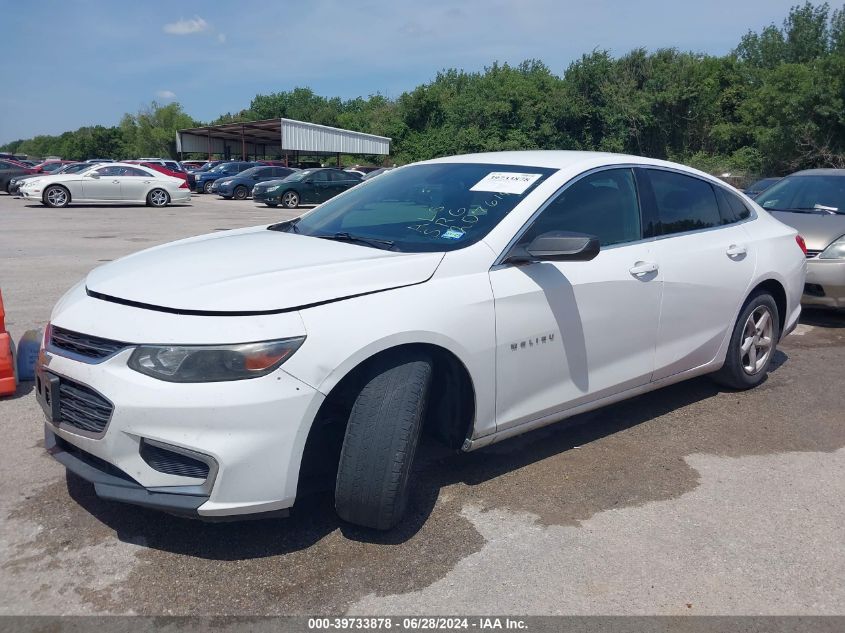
xmin=43 ymin=185 xmax=70 ymax=208
xmin=203 ymin=181 xmax=213 ymax=194
xmin=335 ymin=353 xmax=432 ymax=530
xmin=146 ymin=188 xmax=170 ymax=207
xmin=234 ymin=185 xmax=249 ymax=200
xmin=281 ymin=191 xmax=299 ymax=208
xmin=712 ymin=291 xmax=780 ymax=390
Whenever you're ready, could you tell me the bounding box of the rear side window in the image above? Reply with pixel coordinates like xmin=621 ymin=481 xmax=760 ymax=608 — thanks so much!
xmin=647 ymin=170 xmax=721 ymax=235
xmin=714 ymin=187 xmax=752 ymax=224
xmin=520 ymin=168 xmax=642 ymax=247
xmin=329 ymin=170 xmax=353 ymax=182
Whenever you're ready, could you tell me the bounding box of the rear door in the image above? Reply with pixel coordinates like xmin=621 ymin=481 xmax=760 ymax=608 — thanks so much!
xmin=642 ymin=168 xmax=756 ymax=380
xmin=119 ymin=166 xmax=157 ymax=201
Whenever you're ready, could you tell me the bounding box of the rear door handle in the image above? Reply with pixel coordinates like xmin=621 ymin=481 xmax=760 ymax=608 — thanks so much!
xmin=629 ymin=261 xmax=658 ymax=277
xmin=726 ymin=244 xmax=747 ymax=258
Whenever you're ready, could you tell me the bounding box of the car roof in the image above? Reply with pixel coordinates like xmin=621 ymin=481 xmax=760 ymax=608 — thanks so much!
xmin=788 ymin=168 xmax=845 ymax=177
xmin=422 ymin=150 xmax=688 ymax=169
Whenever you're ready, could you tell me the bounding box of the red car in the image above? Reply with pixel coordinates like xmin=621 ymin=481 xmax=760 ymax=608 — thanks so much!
xmin=127 ymin=161 xmax=196 ymax=190
xmin=32 ymin=160 xmax=76 ymax=174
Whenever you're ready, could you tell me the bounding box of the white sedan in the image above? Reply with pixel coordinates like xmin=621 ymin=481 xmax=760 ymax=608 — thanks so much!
xmin=20 ymin=162 xmax=190 ymax=208
xmin=35 ymin=151 xmax=806 ymax=530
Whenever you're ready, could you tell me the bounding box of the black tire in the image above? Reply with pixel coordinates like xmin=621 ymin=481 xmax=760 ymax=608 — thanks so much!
xmin=281 ymin=190 xmax=299 ymax=209
xmin=335 ymin=353 xmax=432 ymax=530
xmin=43 ymin=185 xmax=70 ymax=208
xmin=146 ymin=188 xmax=170 ymax=207
xmin=203 ymin=180 xmax=213 ymax=194
xmin=233 ymin=185 xmax=248 ymax=200
xmin=712 ymin=291 xmax=780 ymax=390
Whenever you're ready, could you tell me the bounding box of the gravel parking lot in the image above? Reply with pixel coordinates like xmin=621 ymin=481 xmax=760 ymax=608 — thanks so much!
xmin=1 ymin=193 xmax=843 ymax=616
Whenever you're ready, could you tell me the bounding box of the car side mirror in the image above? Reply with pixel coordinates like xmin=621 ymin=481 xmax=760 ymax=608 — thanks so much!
xmin=506 ymin=231 xmax=600 ymax=264
xmin=87 ymin=172 xmax=100 ymax=179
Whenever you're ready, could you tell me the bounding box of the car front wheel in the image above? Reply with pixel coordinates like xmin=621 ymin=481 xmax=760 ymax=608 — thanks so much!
xmin=335 ymin=353 xmax=432 ymax=530
xmin=712 ymin=291 xmax=780 ymax=390
xmin=281 ymin=191 xmax=299 ymax=208
xmin=203 ymin=181 xmax=213 ymax=194
xmin=44 ymin=185 xmax=70 ymax=208
xmin=234 ymin=185 xmax=248 ymax=200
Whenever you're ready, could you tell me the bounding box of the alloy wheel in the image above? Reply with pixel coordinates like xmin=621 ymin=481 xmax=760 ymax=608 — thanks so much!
xmin=46 ymin=187 xmax=68 ymax=207
xmin=149 ymin=189 xmax=169 ymax=207
xmin=740 ymin=305 xmax=773 ymax=375
xmin=282 ymin=191 xmax=299 ymax=208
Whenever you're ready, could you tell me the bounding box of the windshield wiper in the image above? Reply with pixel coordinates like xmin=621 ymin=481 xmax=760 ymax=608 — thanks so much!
xmin=316 ymin=232 xmax=396 ymax=250
xmin=267 ymin=218 xmax=301 ymax=233
xmin=766 ymin=207 xmax=844 ymax=215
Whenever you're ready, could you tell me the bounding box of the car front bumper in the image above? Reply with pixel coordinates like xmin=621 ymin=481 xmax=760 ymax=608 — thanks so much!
xmin=37 ymin=305 xmax=323 ymax=518
xmin=803 ymin=258 xmax=845 ymax=309
xmin=252 ymin=190 xmax=281 ymax=204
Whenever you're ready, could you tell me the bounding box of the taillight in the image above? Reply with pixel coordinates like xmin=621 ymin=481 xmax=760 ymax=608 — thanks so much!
xmin=795 ymin=234 xmax=807 ymax=255
xmin=179 ymin=181 xmax=189 ymax=189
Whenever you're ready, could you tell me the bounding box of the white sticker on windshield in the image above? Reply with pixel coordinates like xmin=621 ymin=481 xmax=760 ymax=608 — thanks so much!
xmin=470 ymin=172 xmax=542 ymax=195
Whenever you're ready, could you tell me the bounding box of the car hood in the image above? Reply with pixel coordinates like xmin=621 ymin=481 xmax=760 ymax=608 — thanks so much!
xmin=770 ymin=210 xmax=845 ymax=251
xmin=85 ymin=226 xmax=445 ymax=314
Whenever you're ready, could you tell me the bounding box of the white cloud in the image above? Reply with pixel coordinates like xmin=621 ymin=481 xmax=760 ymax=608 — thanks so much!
xmin=156 ymin=90 xmax=176 ymax=100
xmin=163 ymin=16 xmax=208 ymax=35
xmin=217 ymin=33 xmax=227 ymax=44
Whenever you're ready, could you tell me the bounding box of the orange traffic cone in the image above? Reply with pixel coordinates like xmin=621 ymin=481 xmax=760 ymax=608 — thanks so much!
xmin=0 ymin=289 xmax=18 ymax=397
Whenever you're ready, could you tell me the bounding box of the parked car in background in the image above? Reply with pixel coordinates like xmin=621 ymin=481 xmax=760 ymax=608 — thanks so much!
xmin=35 ymin=151 xmax=805 ymax=530
xmin=187 ymin=160 xmax=224 ymax=174
xmin=194 ymin=161 xmax=257 ymax=193
xmin=126 ymin=160 xmax=195 ymax=190
xmin=180 ymin=160 xmax=207 ymax=170
xmin=252 ymin=168 xmax=361 ymax=208
xmin=256 ymin=160 xmax=290 ymax=167
xmin=0 ymin=159 xmax=36 ymax=193
xmin=9 ymin=162 xmax=86 ymax=194
xmin=84 ymin=158 xmax=115 ymax=164
xmin=32 ymin=160 xmax=76 ymax=174
xmin=361 ymin=167 xmax=393 ymax=181
xmin=756 ymin=169 xmax=845 ymax=309
xmin=744 ymin=177 xmax=781 ymax=197
xmin=212 ymin=166 xmax=296 ymax=200
xmin=20 ymin=162 xmax=190 ymax=208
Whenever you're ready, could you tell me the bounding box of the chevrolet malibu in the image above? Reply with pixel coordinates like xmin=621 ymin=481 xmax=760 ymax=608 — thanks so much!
xmin=36 ymin=151 xmax=806 ymax=530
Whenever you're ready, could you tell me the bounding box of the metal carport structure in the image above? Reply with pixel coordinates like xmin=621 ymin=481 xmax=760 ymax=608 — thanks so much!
xmin=176 ymin=118 xmax=391 ymax=165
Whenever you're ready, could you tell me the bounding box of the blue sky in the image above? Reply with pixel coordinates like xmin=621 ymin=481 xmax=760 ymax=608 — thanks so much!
xmin=1 ymin=0 xmax=804 ymax=144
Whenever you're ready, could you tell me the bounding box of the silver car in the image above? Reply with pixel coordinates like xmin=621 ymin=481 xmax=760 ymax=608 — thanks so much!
xmin=756 ymin=169 xmax=845 ymax=309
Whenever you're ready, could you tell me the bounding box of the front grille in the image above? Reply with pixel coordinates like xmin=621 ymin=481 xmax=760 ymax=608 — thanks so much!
xmin=51 ymin=326 xmax=128 ymax=360
xmin=806 ymin=249 xmax=822 ymax=259
xmin=58 ymin=378 xmax=113 ymax=434
xmin=140 ymin=441 xmax=210 ymax=479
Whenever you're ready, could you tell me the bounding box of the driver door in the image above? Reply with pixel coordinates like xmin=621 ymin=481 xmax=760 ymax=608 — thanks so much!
xmin=489 ymin=168 xmax=663 ymax=431
xmin=81 ymin=166 xmax=122 ymax=200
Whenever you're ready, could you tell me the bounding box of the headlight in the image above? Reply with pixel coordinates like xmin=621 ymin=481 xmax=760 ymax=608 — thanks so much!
xmin=218 ymin=180 xmax=232 ymax=186
xmin=819 ymin=234 xmax=845 ymax=259
xmin=127 ymin=337 xmax=305 ymax=382
xmin=266 ymin=185 xmax=281 ymax=192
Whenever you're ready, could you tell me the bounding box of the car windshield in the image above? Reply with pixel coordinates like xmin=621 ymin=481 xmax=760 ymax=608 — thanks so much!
xmin=284 ymin=169 xmax=316 ymax=182
xmin=238 ymin=167 xmax=264 ymax=177
xmin=756 ymin=175 xmax=845 ymax=214
xmin=270 ymin=163 xmax=556 ymax=252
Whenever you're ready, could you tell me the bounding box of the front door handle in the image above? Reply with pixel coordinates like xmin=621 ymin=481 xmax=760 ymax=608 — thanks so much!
xmin=112 ymin=180 xmax=120 ymax=184
xmin=726 ymin=244 xmax=747 ymax=258
xmin=629 ymin=261 xmax=658 ymax=277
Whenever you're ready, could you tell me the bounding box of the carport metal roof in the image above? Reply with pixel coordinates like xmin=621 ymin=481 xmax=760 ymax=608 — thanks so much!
xmin=176 ymin=118 xmax=391 ymax=159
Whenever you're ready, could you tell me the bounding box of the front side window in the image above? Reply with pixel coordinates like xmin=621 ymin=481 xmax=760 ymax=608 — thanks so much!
xmin=518 ymin=168 xmax=642 ymax=248
xmin=648 ymin=169 xmax=721 ymax=235
xmin=95 ymin=166 xmax=122 ymax=177
xmin=312 ymin=170 xmax=331 ymax=183
xmin=272 ymin=162 xmax=555 ymax=252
